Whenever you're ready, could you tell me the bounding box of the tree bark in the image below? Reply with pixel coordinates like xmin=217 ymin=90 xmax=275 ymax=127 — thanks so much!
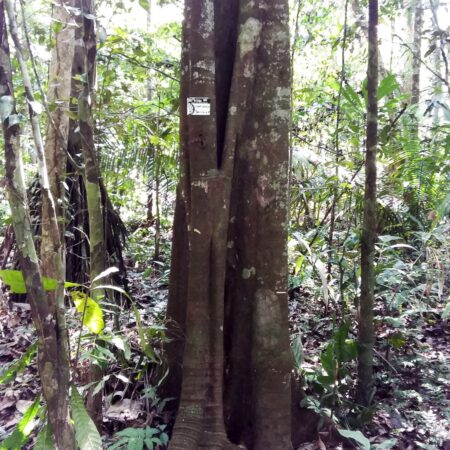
xmin=166 ymin=1 xmax=293 ymax=448
xmin=1 ymin=1 xmax=76 ymax=447
xmin=410 ymin=0 xmax=423 ymax=106
xmin=351 ymin=0 xmax=387 ymax=78
xmin=39 ymin=1 xmax=75 ymax=437
xmin=71 ymin=0 xmax=106 ymax=427
xmin=357 ymin=0 xmax=378 ymax=407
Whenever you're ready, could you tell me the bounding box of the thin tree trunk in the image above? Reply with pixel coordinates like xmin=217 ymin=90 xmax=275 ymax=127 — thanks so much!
xmin=410 ymin=0 xmax=423 ymax=106
xmin=1 ymin=1 xmax=76 ymax=447
xmin=429 ymin=0 xmax=448 ymax=90
xmin=154 ymin=170 xmax=161 ymax=260
xmin=352 ymin=0 xmax=387 ymax=78
xmin=146 ymin=0 xmax=154 ymax=225
xmin=357 ymin=0 xmax=378 ymax=407
xmin=39 ymin=1 xmax=75 ymax=437
xmin=72 ymin=0 xmax=106 ymax=427
xmin=327 ymin=0 xmax=349 ymax=284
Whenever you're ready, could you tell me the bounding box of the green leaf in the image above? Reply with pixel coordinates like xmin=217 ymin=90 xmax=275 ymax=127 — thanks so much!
xmin=334 ymin=322 xmax=358 ymax=363
xmin=442 ymin=302 xmax=450 ymax=319
xmin=0 ymin=269 xmax=28 ymax=294
xmin=334 ymin=321 xmax=350 ymax=363
xmin=138 ymin=0 xmax=149 ymax=10
xmin=424 ymin=44 xmax=436 ymax=58
xmin=0 ymin=270 xmax=80 ymax=294
xmin=342 ymin=84 xmax=362 ymax=109
xmin=34 ymin=423 xmax=56 ymax=450
xmin=0 ymin=395 xmax=40 ymax=450
xmin=294 ymin=255 xmax=304 ymax=276
xmin=0 ymin=341 xmax=37 ymax=385
xmin=320 ymin=344 xmax=336 ymax=379
xmin=0 ymin=95 xmax=14 ymax=122
xmin=291 ymin=334 xmax=304 ymax=370
xmin=71 ymin=387 xmax=102 ymax=450
xmin=71 ymin=291 xmax=105 ymax=334
xmin=111 ymin=336 xmax=131 ymax=360
xmin=337 ymin=429 xmax=371 ymax=450
xmin=377 ymin=73 xmax=399 ymax=99
xmin=144 ymin=437 xmax=154 ymax=450
xmin=342 ymin=339 xmax=358 ymax=361
xmin=388 ymin=332 xmax=406 ymax=349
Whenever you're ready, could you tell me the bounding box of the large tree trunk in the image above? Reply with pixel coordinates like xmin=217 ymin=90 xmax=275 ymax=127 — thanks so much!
xmin=166 ymin=1 xmax=293 ymax=449
xmin=357 ymin=0 xmax=378 ymax=406
xmin=1 ymin=1 xmax=76 ymax=447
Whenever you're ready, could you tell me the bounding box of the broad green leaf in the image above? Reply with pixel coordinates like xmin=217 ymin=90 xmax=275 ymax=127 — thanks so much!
xmin=334 ymin=321 xmax=350 ymax=363
xmin=342 ymin=339 xmax=358 ymax=361
xmin=334 ymin=322 xmax=357 ymax=363
xmin=0 ymin=269 xmax=29 ymax=294
xmin=65 ymin=281 xmax=82 ymax=288
xmin=0 ymin=395 xmax=40 ymax=450
xmin=34 ymin=423 xmax=55 ymax=450
xmin=337 ymin=429 xmax=371 ymax=450
xmin=0 ymin=341 xmax=37 ymax=384
xmin=342 ymin=84 xmax=362 ymax=109
xmin=294 ymin=255 xmax=304 ymax=276
xmin=71 ymin=291 xmax=104 ymax=334
xmin=71 ymin=387 xmax=102 ymax=450
xmin=320 ymin=344 xmax=336 ymax=379
xmin=377 ymin=73 xmax=399 ymax=99
xmin=0 ymin=270 xmax=80 ymax=294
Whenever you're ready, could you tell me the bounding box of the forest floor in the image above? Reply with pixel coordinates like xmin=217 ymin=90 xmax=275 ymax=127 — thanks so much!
xmin=290 ymin=288 xmax=450 ymax=450
xmin=0 ymin=265 xmax=449 ymax=449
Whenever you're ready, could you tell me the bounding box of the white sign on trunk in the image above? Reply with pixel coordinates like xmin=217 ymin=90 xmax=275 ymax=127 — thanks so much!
xmin=187 ymin=97 xmax=211 ymax=116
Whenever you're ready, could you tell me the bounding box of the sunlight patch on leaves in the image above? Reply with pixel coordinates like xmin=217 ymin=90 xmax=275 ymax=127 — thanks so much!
xmin=71 ymin=291 xmax=105 ymax=334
